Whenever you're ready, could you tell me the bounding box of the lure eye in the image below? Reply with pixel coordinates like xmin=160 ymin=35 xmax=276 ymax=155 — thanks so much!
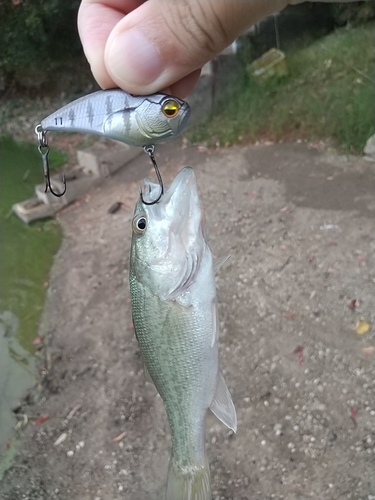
xmin=162 ymin=99 xmax=179 ymax=118
xmin=132 ymin=213 xmax=147 ymax=235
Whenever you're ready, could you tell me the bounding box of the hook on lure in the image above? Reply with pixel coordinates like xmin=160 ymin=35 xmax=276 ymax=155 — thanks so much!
xmin=35 ymin=125 xmax=66 ymax=198
xmin=141 ymin=145 xmax=164 ymax=205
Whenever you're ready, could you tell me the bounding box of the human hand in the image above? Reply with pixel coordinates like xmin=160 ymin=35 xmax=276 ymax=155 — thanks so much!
xmin=78 ymin=0 xmax=359 ymax=98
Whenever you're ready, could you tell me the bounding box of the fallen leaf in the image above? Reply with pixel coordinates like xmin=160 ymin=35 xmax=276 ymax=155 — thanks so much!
xmin=32 ymin=336 xmax=43 ymax=346
xmin=362 ymin=346 xmax=375 ymax=357
xmin=356 ymin=320 xmax=371 ymax=335
xmin=54 ymin=433 xmax=68 ymax=446
xmin=347 ymin=299 xmax=360 ymax=310
xmin=285 ymin=311 xmax=297 ymax=320
xmin=350 ymin=405 xmax=358 ymax=424
xmin=292 ymin=345 xmax=305 ymax=366
xmin=66 ymin=404 xmax=81 ymax=420
xmin=32 ymin=414 xmax=49 ymax=426
xmin=112 ymin=431 xmax=127 ymax=443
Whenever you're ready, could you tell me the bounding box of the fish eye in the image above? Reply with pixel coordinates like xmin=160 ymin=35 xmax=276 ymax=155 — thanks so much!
xmin=162 ymin=99 xmax=179 ymax=118
xmin=132 ymin=213 xmax=147 ymax=235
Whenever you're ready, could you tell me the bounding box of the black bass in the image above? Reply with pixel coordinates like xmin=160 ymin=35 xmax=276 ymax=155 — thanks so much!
xmin=129 ymin=167 xmax=236 ymax=500
xmin=41 ymin=89 xmax=190 ymax=147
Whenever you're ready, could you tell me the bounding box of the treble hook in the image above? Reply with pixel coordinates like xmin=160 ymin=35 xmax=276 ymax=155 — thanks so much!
xmin=141 ymin=145 xmax=164 ymax=205
xmin=35 ymin=125 xmax=66 ymax=198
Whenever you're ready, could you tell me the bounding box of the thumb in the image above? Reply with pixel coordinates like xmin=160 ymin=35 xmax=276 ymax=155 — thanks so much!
xmin=104 ymin=0 xmax=288 ymax=95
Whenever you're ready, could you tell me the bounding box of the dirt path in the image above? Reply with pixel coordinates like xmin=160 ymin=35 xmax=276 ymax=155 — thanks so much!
xmin=1 ymin=141 xmax=375 ymax=500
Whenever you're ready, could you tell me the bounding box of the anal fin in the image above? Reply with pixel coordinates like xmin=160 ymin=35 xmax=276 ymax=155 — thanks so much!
xmin=210 ymin=372 xmax=237 ymax=432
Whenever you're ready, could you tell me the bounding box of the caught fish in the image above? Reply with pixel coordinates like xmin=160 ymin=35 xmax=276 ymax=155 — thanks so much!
xmin=41 ymin=89 xmax=190 ymax=147
xmin=129 ymin=167 xmax=237 ymax=500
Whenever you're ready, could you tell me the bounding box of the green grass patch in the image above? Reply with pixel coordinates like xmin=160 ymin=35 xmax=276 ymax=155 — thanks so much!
xmin=188 ymin=23 xmax=375 ymax=153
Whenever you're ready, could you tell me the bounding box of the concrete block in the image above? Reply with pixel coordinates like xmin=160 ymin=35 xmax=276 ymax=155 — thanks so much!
xmin=61 ymin=172 xmax=102 ymax=205
xmin=364 ymin=133 xmax=375 ymax=161
xmin=13 ymin=198 xmax=57 ymax=224
xmin=35 ymin=179 xmax=66 ymax=206
xmin=77 ymin=140 xmax=141 ymax=178
xmin=77 ymin=148 xmax=101 ymax=177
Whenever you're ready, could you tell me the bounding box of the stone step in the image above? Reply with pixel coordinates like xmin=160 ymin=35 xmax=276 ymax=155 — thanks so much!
xmin=12 ymin=197 xmax=58 ymax=224
xmin=35 ymin=167 xmax=101 ymax=206
xmin=77 ymin=140 xmax=141 ymax=177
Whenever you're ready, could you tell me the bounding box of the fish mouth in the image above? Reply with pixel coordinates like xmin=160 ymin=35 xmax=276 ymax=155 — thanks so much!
xmin=142 ymin=167 xmax=200 ymax=227
xmin=162 ymin=167 xmax=201 ymax=239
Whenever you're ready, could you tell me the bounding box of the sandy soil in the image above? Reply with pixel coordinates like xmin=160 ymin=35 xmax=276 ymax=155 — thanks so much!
xmin=1 ymin=140 xmax=375 ymax=500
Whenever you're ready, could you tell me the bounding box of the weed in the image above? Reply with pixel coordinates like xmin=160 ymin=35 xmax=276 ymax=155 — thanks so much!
xmin=188 ymin=23 xmax=375 ymax=153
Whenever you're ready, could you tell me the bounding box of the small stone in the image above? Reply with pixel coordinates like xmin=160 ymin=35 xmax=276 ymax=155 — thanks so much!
xmin=67 ymin=450 xmax=74 ymax=457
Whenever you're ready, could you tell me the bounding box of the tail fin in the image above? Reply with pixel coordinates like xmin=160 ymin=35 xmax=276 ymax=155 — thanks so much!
xmin=166 ymin=457 xmax=211 ymax=500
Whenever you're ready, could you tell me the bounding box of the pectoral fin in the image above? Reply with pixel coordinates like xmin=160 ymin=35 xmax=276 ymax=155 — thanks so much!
xmin=210 ymin=372 xmax=237 ymax=432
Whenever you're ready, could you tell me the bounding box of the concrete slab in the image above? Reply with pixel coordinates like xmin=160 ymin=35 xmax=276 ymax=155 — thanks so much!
xmin=77 ymin=140 xmax=141 ymax=177
xmin=12 ymin=197 xmax=57 ymax=224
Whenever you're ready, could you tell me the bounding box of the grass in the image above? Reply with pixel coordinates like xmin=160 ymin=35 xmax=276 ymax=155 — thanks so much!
xmin=0 ymin=135 xmax=64 ymax=352
xmin=188 ymin=22 xmax=375 ymax=154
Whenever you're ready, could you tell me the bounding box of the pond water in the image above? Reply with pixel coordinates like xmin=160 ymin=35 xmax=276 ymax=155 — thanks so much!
xmin=0 ymin=136 xmax=62 ymax=454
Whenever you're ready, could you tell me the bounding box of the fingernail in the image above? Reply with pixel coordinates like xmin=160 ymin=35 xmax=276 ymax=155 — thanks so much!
xmin=107 ymin=28 xmax=164 ymax=87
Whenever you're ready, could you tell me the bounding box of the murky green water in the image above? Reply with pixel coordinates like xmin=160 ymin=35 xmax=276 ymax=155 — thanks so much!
xmin=0 ymin=135 xmax=63 ymax=453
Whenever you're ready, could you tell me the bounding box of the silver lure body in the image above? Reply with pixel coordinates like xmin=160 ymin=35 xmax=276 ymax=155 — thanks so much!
xmin=129 ymin=168 xmax=236 ymax=500
xmin=41 ymin=89 xmax=190 ymax=147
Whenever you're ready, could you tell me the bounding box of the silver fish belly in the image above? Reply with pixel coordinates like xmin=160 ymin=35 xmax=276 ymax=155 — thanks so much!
xmin=41 ymin=89 xmax=190 ymax=147
xmin=129 ymin=167 xmax=236 ymax=500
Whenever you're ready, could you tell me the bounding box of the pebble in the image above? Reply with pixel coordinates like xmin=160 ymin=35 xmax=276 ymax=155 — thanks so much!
xmin=67 ymin=450 xmax=74 ymax=457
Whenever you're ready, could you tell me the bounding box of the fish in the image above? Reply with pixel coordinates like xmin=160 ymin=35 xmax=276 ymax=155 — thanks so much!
xmin=129 ymin=167 xmax=237 ymax=500
xmin=41 ymin=89 xmax=190 ymax=147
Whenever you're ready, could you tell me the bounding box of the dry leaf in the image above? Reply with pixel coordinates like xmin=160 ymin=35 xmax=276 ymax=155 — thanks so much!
xmin=285 ymin=311 xmax=297 ymax=320
xmin=32 ymin=414 xmax=49 ymax=426
xmin=347 ymin=299 xmax=360 ymax=310
xmin=362 ymin=346 xmax=375 ymax=357
xmin=356 ymin=321 xmax=371 ymax=335
xmin=54 ymin=433 xmax=68 ymax=446
xmin=66 ymin=404 xmax=81 ymax=420
xmin=112 ymin=431 xmax=127 ymax=443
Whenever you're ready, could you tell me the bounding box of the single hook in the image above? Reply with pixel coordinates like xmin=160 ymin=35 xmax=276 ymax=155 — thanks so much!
xmin=35 ymin=125 xmax=66 ymax=198
xmin=141 ymin=145 xmax=164 ymax=205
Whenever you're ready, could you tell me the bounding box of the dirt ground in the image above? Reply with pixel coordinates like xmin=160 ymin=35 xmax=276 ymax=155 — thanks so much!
xmin=1 ymin=140 xmax=375 ymax=500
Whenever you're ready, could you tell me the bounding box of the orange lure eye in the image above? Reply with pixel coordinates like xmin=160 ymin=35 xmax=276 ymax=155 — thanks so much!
xmin=162 ymin=99 xmax=179 ymax=118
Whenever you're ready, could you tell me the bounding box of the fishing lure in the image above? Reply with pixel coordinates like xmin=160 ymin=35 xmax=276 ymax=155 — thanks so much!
xmin=35 ymin=89 xmax=191 ymax=202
